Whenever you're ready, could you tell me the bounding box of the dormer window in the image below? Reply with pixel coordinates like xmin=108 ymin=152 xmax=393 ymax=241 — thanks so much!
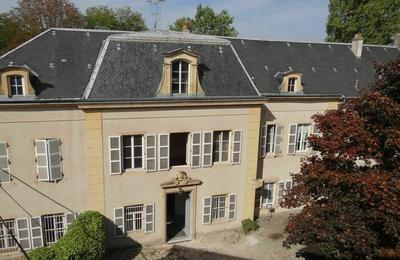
xmin=9 ymin=75 xmax=24 ymax=96
xmin=172 ymin=60 xmax=189 ymax=94
xmin=288 ymin=78 xmax=296 ymax=92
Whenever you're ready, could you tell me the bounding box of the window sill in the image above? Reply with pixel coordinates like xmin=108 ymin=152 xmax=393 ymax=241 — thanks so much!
xmin=123 ymin=168 xmax=146 ymax=174
xmin=211 ymin=217 xmax=229 ymax=224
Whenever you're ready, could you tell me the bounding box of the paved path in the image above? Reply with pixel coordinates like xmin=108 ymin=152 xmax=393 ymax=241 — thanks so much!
xmin=107 ymin=210 xmax=302 ymax=260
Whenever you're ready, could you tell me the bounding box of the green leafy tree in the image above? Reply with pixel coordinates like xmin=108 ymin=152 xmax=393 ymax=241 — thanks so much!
xmin=282 ymin=57 xmax=400 ymax=259
xmin=326 ymin=0 xmax=400 ymax=45
xmin=85 ymin=5 xmax=147 ymax=31
xmin=169 ymin=5 xmax=238 ymax=36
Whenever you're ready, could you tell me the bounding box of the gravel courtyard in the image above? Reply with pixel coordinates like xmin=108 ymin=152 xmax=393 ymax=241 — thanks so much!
xmin=107 ymin=210 xmax=302 ymax=260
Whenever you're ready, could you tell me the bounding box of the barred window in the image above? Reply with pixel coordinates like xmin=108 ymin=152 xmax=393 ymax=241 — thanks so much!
xmin=42 ymin=213 xmax=65 ymax=245
xmin=211 ymin=195 xmax=227 ymax=219
xmin=0 ymin=219 xmax=17 ymax=251
xmin=125 ymin=205 xmax=144 ymax=232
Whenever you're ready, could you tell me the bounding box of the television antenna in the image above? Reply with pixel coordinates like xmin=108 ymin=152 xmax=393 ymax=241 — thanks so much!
xmin=147 ymin=0 xmax=166 ymax=30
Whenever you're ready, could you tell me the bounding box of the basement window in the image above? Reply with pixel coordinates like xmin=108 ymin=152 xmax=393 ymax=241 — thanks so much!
xmin=170 ymin=133 xmax=189 ymax=167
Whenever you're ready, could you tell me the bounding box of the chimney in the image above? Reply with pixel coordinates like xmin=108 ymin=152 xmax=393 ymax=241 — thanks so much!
xmin=394 ymin=33 xmax=400 ymax=50
xmin=351 ymin=33 xmax=364 ymax=58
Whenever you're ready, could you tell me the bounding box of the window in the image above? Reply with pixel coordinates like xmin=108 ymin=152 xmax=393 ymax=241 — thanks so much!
xmin=122 ymin=135 xmax=143 ymax=170
xmin=0 ymin=219 xmax=17 ymax=251
xmin=34 ymin=139 xmax=62 ymax=181
xmin=266 ymin=125 xmax=276 ymax=154
xmin=212 ymin=195 xmax=227 ymax=219
xmin=261 ymin=183 xmax=275 ymax=208
xmin=42 ymin=213 xmax=65 ymax=245
xmin=296 ymin=124 xmax=310 ymax=152
xmin=8 ymin=75 xmax=24 ymax=96
xmin=288 ymin=78 xmax=296 ymax=92
xmin=172 ymin=60 xmax=189 ymax=94
xmin=125 ymin=205 xmax=144 ymax=232
xmin=0 ymin=141 xmax=10 ymax=183
xmin=170 ymin=133 xmax=189 ymax=167
xmin=213 ymin=131 xmax=230 ymax=163
xmin=277 ymin=180 xmax=292 ymax=205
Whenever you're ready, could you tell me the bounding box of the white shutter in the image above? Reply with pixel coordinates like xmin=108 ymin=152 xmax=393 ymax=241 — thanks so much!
xmin=228 ymin=193 xmax=237 ymax=221
xmin=109 ymin=136 xmax=122 ymax=175
xmin=232 ymin=130 xmax=242 ymax=164
xmin=0 ymin=141 xmax=10 ymax=183
xmin=158 ymin=134 xmax=169 ymax=171
xmin=202 ymin=132 xmax=213 ymax=167
xmin=145 ymin=203 xmax=155 ymax=233
xmin=202 ymin=196 xmax=212 ymax=224
xmin=259 ymin=126 xmax=267 ymax=157
xmin=47 ymin=139 xmax=62 ymax=181
xmin=191 ymin=132 xmax=202 ymax=168
xmin=287 ymin=124 xmax=297 ymax=155
xmin=114 ymin=207 xmax=124 ymax=237
xmin=16 ymin=218 xmax=31 ymax=250
xmin=145 ymin=134 xmax=157 ymax=172
xmin=30 ymin=217 xmax=43 ymax=248
xmin=35 ymin=139 xmax=50 ymax=181
xmin=65 ymin=212 xmax=76 ymax=229
xmin=274 ymin=125 xmax=283 ymax=155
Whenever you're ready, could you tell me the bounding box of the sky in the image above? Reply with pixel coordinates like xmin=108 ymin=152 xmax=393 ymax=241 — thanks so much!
xmin=0 ymin=0 xmax=330 ymax=42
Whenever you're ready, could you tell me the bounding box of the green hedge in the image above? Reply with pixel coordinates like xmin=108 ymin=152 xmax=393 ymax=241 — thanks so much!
xmin=29 ymin=211 xmax=106 ymax=260
xmin=241 ymin=218 xmax=260 ymax=234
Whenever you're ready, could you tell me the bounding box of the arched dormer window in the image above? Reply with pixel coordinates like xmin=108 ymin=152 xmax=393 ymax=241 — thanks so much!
xmin=157 ymin=48 xmax=204 ymax=96
xmin=171 ymin=60 xmax=189 ymax=94
xmin=8 ymin=75 xmax=24 ymax=96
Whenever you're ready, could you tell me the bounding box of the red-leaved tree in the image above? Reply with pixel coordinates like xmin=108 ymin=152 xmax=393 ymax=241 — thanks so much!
xmin=282 ymin=56 xmax=400 ymax=259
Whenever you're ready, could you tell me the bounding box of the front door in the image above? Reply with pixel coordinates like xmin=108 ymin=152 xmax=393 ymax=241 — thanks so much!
xmin=166 ymin=192 xmax=190 ymax=242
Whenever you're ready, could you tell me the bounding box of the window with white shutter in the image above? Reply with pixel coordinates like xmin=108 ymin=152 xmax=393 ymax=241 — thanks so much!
xmin=109 ymin=136 xmax=122 ymax=175
xmin=274 ymin=125 xmax=283 ymax=155
xmin=65 ymin=212 xmax=76 ymax=229
xmin=287 ymin=124 xmax=297 ymax=155
xmin=232 ymin=130 xmax=242 ymax=164
xmin=16 ymin=218 xmax=31 ymax=250
xmin=158 ymin=134 xmax=169 ymax=171
xmin=35 ymin=139 xmax=63 ymax=181
xmin=0 ymin=219 xmax=17 ymax=251
xmin=202 ymin=132 xmax=213 ymax=167
xmin=144 ymin=203 xmax=154 ymax=233
xmin=259 ymin=126 xmax=267 ymax=157
xmin=266 ymin=125 xmax=276 ymax=154
xmin=30 ymin=217 xmax=43 ymax=249
xmin=0 ymin=141 xmax=10 ymax=183
xmin=228 ymin=193 xmax=237 ymax=221
xmin=296 ymin=124 xmax=310 ymax=152
xmin=114 ymin=207 xmax=124 ymax=237
xmin=145 ymin=134 xmax=157 ymax=172
xmin=191 ymin=132 xmax=202 ymax=168
xmin=202 ymin=196 xmax=212 ymax=224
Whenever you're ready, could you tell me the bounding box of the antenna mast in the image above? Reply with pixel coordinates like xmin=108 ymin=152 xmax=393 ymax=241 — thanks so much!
xmin=147 ymin=0 xmax=166 ymax=30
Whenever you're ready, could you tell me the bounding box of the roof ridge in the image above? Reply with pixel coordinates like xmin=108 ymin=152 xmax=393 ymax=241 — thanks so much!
xmin=221 ymin=36 xmax=398 ymax=49
xmin=51 ymin=27 xmax=131 ymax=33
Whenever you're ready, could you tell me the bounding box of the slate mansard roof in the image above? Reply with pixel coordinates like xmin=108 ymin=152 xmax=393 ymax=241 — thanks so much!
xmin=0 ymin=28 xmax=399 ymax=103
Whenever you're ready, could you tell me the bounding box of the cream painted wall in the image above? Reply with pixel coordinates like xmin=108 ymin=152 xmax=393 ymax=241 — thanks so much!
xmin=100 ymin=106 xmax=252 ymax=246
xmin=0 ymin=108 xmax=87 ymax=218
xmin=260 ymin=99 xmax=339 ymax=210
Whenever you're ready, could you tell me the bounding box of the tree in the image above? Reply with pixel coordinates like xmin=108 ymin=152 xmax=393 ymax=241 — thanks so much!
xmin=326 ymin=0 xmax=400 ymax=45
xmin=169 ymin=5 xmax=238 ymax=37
xmin=85 ymin=6 xmax=147 ymax=31
xmin=9 ymin=0 xmax=84 ymax=36
xmin=282 ymin=57 xmax=400 ymax=259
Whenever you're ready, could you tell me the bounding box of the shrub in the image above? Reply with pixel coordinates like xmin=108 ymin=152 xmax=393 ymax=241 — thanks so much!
xmin=241 ymin=218 xmax=259 ymax=234
xmin=28 ymin=246 xmax=56 ymax=260
xmin=54 ymin=210 xmax=106 ymax=260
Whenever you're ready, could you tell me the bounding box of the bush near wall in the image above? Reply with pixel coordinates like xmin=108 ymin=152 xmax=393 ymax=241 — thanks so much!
xmin=29 ymin=211 xmax=106 ymax=260
xmin=241 ymin=218 xmax=260 ymax=234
